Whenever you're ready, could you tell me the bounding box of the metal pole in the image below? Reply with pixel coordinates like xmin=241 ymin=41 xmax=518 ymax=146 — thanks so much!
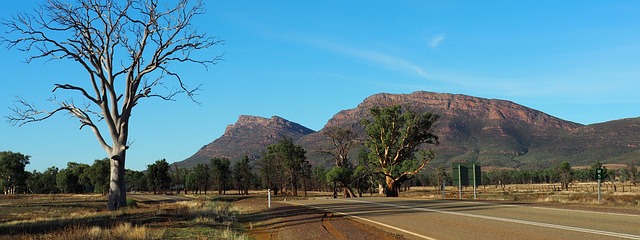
xmin=268 ymin=188 xmax=271 ymax=208
xmin=458 ymin=166 xmax=462 ymax=199
xmin=472 ymin=164 xmax=475 ymax=200
xmin=597 ymin=180 xmax=601 ymax=204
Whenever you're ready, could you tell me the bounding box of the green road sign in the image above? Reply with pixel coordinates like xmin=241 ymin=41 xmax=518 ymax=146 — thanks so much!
xmin=452 ymin=163 xmax=481 ymax=187
xmin=595 ymin=168 xmax=604 ymax=180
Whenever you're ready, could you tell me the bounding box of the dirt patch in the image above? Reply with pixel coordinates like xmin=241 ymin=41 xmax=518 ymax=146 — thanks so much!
xmin=235 ymin=198 xmax=405 ymax=240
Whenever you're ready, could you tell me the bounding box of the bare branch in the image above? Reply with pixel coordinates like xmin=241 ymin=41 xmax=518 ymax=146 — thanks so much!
xmin=6 ymin=97 xmax=67 ymax=127
xmin=5 ymin=96 xmax=112 ymax=152
xmin=158 ymin=65 xmax=203 ymax=103
xmin=53 ymin=84 xmax=100 ymax=104
xmin=320 ymin=127 xmax=361 ymax=167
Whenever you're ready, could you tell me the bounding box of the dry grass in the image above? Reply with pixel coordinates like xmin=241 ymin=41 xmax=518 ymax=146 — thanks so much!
xmin=0 ymin=194 xmax=107 ymax=225
xmin=175 ymin=200 xmax=238 ymax=226
xmin=88 ymin=222 xmax=164 ymax=239
xmin=220 ymin=227 xmax=253 ymax=240
xmin=4 ymin=222 xmax=164 ymax=240
xmin=0 ymin=194 xmax=251 ymax=240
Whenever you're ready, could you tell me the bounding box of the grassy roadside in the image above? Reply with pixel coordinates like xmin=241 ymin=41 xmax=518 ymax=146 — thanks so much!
xmin=0 ymin=192 xmax=334 ymax=240
xmin=0 ymin=194 xmax=252 ymax=240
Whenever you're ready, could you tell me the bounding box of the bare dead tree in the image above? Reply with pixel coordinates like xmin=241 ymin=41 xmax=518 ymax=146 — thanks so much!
xmin=321 ymin=127 xmax=360 ymax=167
xmin=1 ymin=0 xmax=222 ymax=210
xmin=320 ymin=127 xmax=360 ymax=197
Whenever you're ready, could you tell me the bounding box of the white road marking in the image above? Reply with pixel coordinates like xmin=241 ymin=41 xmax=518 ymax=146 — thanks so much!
xmin=458 ymin=200 xmax=640 ymax=218
xmin=528 ymin=205 xmax=640 ymax=218
xmin=288 ymin=201 xmax=438 ymax=240
xmin=347 ymin=199 xmax=640 ymax=240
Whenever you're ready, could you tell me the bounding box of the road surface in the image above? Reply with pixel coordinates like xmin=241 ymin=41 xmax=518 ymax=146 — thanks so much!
xmin=287 ymin=197 xmax=640 ymax=240
xmin=127 ymin=193 xmax=192 ymax=203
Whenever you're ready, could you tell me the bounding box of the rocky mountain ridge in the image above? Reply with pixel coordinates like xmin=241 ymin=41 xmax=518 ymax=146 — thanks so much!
xmin=174 ymin=91 xmax=640 ymax=169
xmin=325 ymin=92 xmax=581 ymax=131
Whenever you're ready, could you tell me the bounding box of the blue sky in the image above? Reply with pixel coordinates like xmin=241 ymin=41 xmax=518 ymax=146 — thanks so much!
xmin=1 ymin=1 xmax=639 ymax=172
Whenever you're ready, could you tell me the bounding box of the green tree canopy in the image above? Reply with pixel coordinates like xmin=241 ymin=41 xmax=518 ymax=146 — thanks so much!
xmin=555 ymin=161 xmax=573 ymax=190
xmin=87 ymin=158 xmax=110 ymax=195
xmin=211 ymin=157 xmax=231 ymax=195
xmin=0 ymin=151 xmax=30 ymax=194
xmin=258 ymin=148 xmax=283 ymax=195
xmin=125 ymin=169 xmax=147 ymax=192
xmin=27 ymin=167 xmax=59 ymax=194
xmin=194 ymin=163 xmax=211 ymax=194
xmin=233 ymin=156 xmax=253 ymax=195
xmin=55 ymin=162 xmax=91 ymax=193
xmin=262 ymin=137 xmax=310 ymax=196
xmin=147 ymin=159 xmax=171 ymax=194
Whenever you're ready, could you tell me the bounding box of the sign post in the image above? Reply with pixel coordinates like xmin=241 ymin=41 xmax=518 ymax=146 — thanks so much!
xmin=595 ymin=168 xmax=603 ymax=204
xmin=458 ymin=166 xmax=462 ymax=199
xmin=473 ymin=164 xmax=477 ymax=200
xmin=597 ymin=179 xmax=601 ymax=204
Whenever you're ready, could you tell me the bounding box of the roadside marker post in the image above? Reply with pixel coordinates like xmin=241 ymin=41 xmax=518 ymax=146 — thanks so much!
xmin=268 ymin=189 xmax=271 ymax=208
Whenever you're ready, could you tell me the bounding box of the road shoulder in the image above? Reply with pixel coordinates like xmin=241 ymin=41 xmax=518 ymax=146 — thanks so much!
xmin=234 ymin=197 xmax=406 ymax=240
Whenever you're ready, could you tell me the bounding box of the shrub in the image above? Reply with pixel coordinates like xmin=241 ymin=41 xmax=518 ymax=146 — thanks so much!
xmin=126 ymin=198 xmax=138 ymax=208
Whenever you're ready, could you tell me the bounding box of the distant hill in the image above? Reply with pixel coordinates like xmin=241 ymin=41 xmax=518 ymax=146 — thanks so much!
xmin=517 ymin=117 xmax=640 ymax=167
xmin=175 ymin=115 xmax=315 ymax=169
xmin=174 ymin=91 xmax=640 ymax=169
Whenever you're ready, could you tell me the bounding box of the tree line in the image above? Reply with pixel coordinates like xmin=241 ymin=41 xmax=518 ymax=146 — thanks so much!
xmin=0 ymin=136 xmax=311 ymax=196
xmin=1 ymin=152 xmax=115 ymax=195
xmin=3 ymin=152 xmax=638 ymax=196
xmin=0 ymin=154 xmax=249 ymax=196
xmin=481 ymin=160 xmax=638 ymax=189
xmin=399 ymin=160 xmax=639 ymax=191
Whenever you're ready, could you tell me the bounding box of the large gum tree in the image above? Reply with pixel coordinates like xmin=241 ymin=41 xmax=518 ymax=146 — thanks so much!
xmin=1 ymin=0 xmax=222 ymax=210
xmin=362 ymin=105 xmax=439 ymax=197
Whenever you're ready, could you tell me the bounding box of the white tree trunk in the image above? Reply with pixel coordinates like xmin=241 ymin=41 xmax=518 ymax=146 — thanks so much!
xmin=107 ymin=147 xmax=127 ymax=210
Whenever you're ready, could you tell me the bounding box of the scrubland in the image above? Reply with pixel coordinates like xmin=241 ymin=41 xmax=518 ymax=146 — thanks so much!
xmin=0 ymin=194 xmax=251 ymax=240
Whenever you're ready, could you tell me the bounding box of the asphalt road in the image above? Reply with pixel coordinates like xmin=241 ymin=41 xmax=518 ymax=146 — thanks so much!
xmin=288 ymin=198 xmax=640 ymax=240
xmin=127 ymin=193 xmax=193 ymax=203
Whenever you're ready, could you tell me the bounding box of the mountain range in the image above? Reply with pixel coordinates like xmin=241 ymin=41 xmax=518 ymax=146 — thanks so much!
xmin=176 ymin=91 xmax=640 ymax=169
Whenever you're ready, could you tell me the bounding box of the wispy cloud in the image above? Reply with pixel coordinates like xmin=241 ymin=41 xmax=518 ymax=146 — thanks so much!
xmin=308 ymin=38 xmax=429 ymax=79
xmin=428 ymin=34 xmax=445 ymax=48
xmin=234 ymin=18 xmax=431 ymax=80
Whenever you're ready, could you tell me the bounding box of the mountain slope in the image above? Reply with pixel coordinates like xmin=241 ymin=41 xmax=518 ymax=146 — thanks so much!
xmin=176 ymin=115 xmax=315 ymax=169
xmin=518 ymin=117 xmax=640 ymax=167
